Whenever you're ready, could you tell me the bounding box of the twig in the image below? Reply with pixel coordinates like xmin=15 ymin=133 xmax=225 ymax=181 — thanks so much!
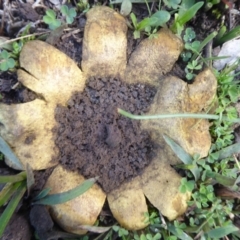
xmin=0 ymin=31 xmax=50 ymax=47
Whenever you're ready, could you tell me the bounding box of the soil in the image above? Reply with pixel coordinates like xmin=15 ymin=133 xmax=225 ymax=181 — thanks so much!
xmin=0 ymin=1 xmax=240 ymax=239
xmin=53 ymin=77 xmax=157 ymax=193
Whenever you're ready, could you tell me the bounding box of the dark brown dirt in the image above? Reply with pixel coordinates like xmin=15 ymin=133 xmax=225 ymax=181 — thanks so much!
xmin=53 ymin=77 xmax=157 ymax=193
xmin=0 ymin=72 xmax=37 ymax=104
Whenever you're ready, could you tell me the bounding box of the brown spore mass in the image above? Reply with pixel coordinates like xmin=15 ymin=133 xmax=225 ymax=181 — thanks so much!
xmin=52 ymin=77 xmax=157 ymax=193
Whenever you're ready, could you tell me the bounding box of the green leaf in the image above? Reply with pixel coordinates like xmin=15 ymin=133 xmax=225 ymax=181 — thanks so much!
xmin=0 ymin=172 xmax=26 ymax=184
xmin=120 ymin=0 xmax=132 ymax=16
xmin=43 ymin=15 xmax=53 ymax=24
xmin=183 ymin=27 xmax=196 ymax=42
xmin=0 ymin=136 xmax=24 ymax=170
xmin=7 ymin=58 xmax=15 ymax=69
xmin=33 ymin=188 xmax=51 ymax=201
xmin=33 ymin=177 xmax=97 ymax=205
xmin=130 ymin=12 xmax=138 ymax=29
xmin=191 ymin=31 xmax=218 ymax=61
xmin=163 ymin=135 xmax=193 ymax=164
xmin=185 ymin=180 xmax=195 ymax=191
xmin=137 ymin=18 xmax=152 ymax=31
xmin=163 ymin=135 xmax=201 ymax=180
xmin=215 ymin=142 xmax=240 ymax=160
xmin=178 ymin=2 xmax=204 ymax=23
xmin=206 ymin=224 xmax=239 ymax=238
xmin=206 ymin=171 xmax=236 ymax=187
xmin=46 ymin=9 xmax=57 ymax=19
xmin=43 ymin=9 xmax=61 ymax=30
xmin=171 ymin=2 xmax=204 ymax=33
xmin=0 ymin=50 xmax=10 ymax=59
xmin=167 ymin=223 xmax=193 ymax=240
xmin=163 ymin=0 xmax=181 ymax=9
xmin=49 ymin=20 xmax=61 ymax=30
xmin=213 ymin=25 xmax=240 ymax=47
xmin=61 ymin=5 xmax=76 ymax=24
xmin=148 ymin=10 xmax=171 ymax=27
xmin=69 ymin=8 xmax=77 ymax=18
xmin=0 ymin=181 xmax=26 ymax=238
xmin=228 ymin=85 xmax=239 ymax=102
xmin=0 ymin=61 xmax=9 ymax=71
xmin=0 ymin=183 xmax=16 ymax=207
xmin=133 ymin=30 xmax=141 ymax=39
xmin=60 ymin=5 xmax=68 ymax=15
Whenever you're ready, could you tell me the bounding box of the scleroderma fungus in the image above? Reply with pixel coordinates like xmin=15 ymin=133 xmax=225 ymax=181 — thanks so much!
xmin=0 ymin=6 xmax=217 ymax=234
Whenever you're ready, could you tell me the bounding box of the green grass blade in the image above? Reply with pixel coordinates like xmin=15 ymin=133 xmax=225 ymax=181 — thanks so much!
xmin=206 ymin=171 xmax=235 ymax=187
xmin=206 ymin=224 xmax=239 ymax=238
xmin=163 ymin=135 xmax=193 ymax=165
xmin=32 ymin=188 xmax=52 ymax=201
xmin=0 ymin=183 xmax=13 ymax=207
xmin=213 ymin=25 xmax=227 ymax=47
xmin=163 ymin=135 xmax=201 ymax=180
xmin=214 ymin=142 xmax=240 ymax=160
xmin=167 ymin=223 xmax=193 ymax=240
xmin=0 ymin=182 xmax=22 ymax=207
xmin=191 ymin=31 xmax=217 ymax=61
xmin=33 ymin=177 xmax=97 ymax=205
xmin=171 ymin=2 xmax=204 ymax=33
xmin=0 ymin=181 xmax=26 ymax=238
xmin=213 ymin=25 xmax=240 ymax=47
xmin=0 ymin=136 xmax=24 ymax=170
xmin=117 ymin=108 xmax=240 ymax=122
xmin=177 ymin=2 xmax=204 ymax=24
xmin=0 ymin=172 xmax=26 ymax=183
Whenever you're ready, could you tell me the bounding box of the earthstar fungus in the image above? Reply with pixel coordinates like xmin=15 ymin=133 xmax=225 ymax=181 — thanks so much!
xmin=0 ymin=6 xmax=217 ymax=234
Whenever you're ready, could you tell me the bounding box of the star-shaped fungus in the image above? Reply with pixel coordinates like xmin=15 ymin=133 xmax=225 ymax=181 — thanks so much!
xmin=0 ymin=6 xmax=217 ymax=234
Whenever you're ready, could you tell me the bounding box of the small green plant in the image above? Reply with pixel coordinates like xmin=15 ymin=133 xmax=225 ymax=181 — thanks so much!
xmin=181 ymin=28 xmax=217 ymax=80
xmin=179 ymin=177 xmax=195 ymax=193
xmin=43 ymin=5 xmax=77 ymax=30
xmin=170 ymin=1 xmax=204 ymax=36
xmin=163 ymin=135 xmax=240 ymax=238
xmin=204 ymin=0 xmax=220 ymax=11
xmin=0 ymin=50 xmax=15 ymax=71
xmin=163 ymin=0 xmax=181 ymax=9
xmin=0 ymin=24 xmax=35 ymax=72
xmin=77 ymin=0 xmax=90 ymax=13
xmin=43 ymin=9 xmax=61 ymax=30
xmin=210 ymin=63 xmax=240 ymax=151
xmin=213 ymin=24 xmax=240 ymax=47
xmin=130 ymin=10 xmax=170 ymax=39
xmin=112 ymin=225 xmax=129 ymax=239
xmin=60 ymin=5 xmax=77 ymax=24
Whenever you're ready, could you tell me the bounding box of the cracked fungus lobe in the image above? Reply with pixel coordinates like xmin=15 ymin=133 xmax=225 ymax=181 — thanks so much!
xmin=52 ymin=77 xmax=157 ymax=193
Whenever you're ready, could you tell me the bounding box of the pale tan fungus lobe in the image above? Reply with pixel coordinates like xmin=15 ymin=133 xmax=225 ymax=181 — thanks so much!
xmin=125 ymin=28 xmax=184 ymax=86
xmin=141 ymin=69 xmax=217 ymax=157
xmin=107 ymin=176 xmax=148 ymax=230
xmin=18 ymin=40 xmax=85 ymax=106
xmin=82 ymin=6 xmax=128 ymax=78
xmin=45 ymin=165 xmax=106 ymax=235
xmin=0 ymin=99 xmax=58 ymax=170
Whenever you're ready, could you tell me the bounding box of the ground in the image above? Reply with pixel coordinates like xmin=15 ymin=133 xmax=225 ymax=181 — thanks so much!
xmin=0 ymin=0 xmax=240 ymax=239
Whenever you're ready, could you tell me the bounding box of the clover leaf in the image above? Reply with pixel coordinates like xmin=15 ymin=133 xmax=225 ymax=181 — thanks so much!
xmin=0 ymin=50 xmax=16 ymax=71
xmin=43 ymin=9 xmax=61 ymax=30
xmin=60 ymin=5 xmax=77 ymax=24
